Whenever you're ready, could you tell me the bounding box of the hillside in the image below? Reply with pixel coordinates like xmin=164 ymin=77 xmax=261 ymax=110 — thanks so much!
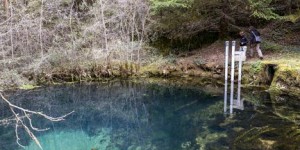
xmin=0 ymin=0 xmax=299 ymax=90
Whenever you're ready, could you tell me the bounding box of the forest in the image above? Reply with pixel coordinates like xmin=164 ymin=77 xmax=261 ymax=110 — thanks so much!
xmin=0 ymin=0 xmax=299 ymax=88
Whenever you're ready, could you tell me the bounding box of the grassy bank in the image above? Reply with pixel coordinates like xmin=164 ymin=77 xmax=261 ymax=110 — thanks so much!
xmin=1 ymin=41 xmax=300 ymax=98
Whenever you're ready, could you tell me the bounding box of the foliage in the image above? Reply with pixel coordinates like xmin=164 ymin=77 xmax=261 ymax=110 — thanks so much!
xmin=19 ymin=84 xmax=40 ymax=90
xmin=0 ymin=69 xmax=30 ymax=90
xmin=150 ymin=0 xmax=192 ymax=14
xmin=250 ymin=61 xmax=263 ymax=74
xmin=248 ymin=0 xmax=281 ymax=20
xmin=283 ymin=10 xmax=300 ymax=23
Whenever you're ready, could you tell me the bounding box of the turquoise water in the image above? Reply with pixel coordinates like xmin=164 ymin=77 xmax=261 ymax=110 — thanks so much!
xmin=0 ymin=80 xmax=299 ymax=150
xmin=24 ymin=129 xmax=114 ymax=150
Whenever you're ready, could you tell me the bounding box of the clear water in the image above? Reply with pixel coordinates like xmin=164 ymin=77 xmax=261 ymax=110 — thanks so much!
xmin=0 ymin=80 xmax=299 ymax=150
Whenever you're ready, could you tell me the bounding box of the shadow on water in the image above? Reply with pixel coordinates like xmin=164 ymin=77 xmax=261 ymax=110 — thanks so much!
xmin=0 ymin=79 xmax=299 ymax=150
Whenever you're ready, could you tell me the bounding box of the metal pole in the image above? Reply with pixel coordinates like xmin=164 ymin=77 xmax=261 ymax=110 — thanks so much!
xmin=238 ymin=46 xmax=247 ymax=82
xmin=237 ymin=81 xmax=241 ymax=106
xmin=230 ymin=41 xmax=236 ymax=114
xmin=224 ymin=41 xmax=229 ymax=113
xmin=237 ymin=52 xmax=243 ymax=105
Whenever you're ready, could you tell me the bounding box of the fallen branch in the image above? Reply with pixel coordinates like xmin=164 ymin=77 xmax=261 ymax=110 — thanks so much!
xmin=0 ymin=92 xmax=74 ymax=149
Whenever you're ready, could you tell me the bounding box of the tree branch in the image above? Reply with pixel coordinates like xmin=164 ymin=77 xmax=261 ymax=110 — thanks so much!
xmin=0 ymin=92 xmax=74 ymax=149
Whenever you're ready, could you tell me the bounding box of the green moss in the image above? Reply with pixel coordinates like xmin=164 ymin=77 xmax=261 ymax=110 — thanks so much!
xmin=242 ymin=61 xmax=269 ymax=86
xmin=242 ymin=55 xmax=300 ymax=96
xmin=250 ymin=61 xmax=263 ymax=74
xmin=269 ymin=64 xmax=300 ymax=97
xmin=19 ymin=84 xmax=40 ymax=90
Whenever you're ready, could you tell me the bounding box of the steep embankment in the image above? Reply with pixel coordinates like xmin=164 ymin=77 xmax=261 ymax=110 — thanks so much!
xmin=243 ymin=59 xmax=300 ymax=96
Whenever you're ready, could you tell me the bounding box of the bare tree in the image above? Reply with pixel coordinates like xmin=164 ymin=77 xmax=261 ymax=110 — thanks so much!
xmin=39 ymin=0 xmax=44 ymax=58
xmin=83 ymin=0 xmax=150 ymax=62
xmin=0 ymin=0 xmax=150 ymax=71
xmin=10 ymin=0 xmax=14 ymax=59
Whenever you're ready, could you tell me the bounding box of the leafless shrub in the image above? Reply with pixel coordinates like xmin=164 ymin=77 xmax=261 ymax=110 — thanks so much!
xmin=0 ymin=0 xmax=150 ymax=78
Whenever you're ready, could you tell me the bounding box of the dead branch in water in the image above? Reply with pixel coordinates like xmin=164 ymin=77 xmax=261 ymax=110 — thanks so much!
xmin=0 ymin=92 xmax=74 ymax=149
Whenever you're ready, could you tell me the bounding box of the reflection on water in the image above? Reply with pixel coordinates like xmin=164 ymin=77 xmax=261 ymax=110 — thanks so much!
xmin=225 ymin=81 xmax=244 ymax=114
xmin=0 ymin=80 xmax=299 ymax=150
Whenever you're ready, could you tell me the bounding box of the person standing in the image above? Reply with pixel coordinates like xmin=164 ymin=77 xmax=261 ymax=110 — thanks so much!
xmin=239 ymin=31 xmax=248 ymax=61
xmin=249 ymin=26 xmax=263 ymax=60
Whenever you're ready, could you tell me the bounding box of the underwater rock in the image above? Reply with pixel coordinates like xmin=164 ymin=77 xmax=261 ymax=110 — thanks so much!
xmin=195 ymin=131 xmax=227 ymax=150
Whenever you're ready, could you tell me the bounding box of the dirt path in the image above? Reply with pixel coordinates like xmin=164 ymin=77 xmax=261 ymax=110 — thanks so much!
xmin=177 ymin=40 xmax=300 ymax=68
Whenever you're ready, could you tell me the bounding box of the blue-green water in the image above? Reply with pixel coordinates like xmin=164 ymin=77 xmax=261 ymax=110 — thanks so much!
xmin=0 ymin=80 xmax=299 ymax=150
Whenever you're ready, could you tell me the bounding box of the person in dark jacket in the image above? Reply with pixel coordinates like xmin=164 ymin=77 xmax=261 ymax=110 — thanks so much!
xmin=239 ymin=31 xmax=248 ymax=46
xmin=239 ymin=31 xmax=248 ymax=48
xmin=249 ymin=26 xmax=263 ymax=60
xmin=239 ymin=31 xmax=248 ymax=61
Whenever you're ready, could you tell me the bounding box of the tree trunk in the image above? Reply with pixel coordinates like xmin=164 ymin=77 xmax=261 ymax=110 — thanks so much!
xmin=219 ymin=0 xmax=229 ymax=39
xmin=4 ymin=0 xmax=9 ymax=18
xmin=99 ymin=0 xmax=108 ymax=63
xmin=39 ymin=0 xmax=44 ymax=58
xmin=287 ymin=0 xmax=292 ymax=15
xmin=10 ymin=0 xmax=13 ymax=59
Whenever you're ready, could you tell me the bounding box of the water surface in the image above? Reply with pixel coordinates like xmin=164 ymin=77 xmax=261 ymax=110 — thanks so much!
xmin=0 ymin=80 xmax=299 ymax=150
